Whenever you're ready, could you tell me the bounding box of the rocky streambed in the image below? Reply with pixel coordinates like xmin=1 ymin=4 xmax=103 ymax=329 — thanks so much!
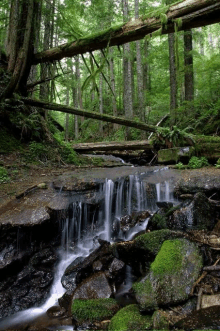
xmin=0 ymin=166 xmax=220 ymax=330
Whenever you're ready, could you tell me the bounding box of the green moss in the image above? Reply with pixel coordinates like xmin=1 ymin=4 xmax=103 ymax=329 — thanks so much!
xmin=150 ymin=240 xmax=184 ymax=275
xmin=108 ymin=304 xmax=152 ymax=331
xmin=134 ymin=229 xmax=173 ymax=256
xmin=71 ymin=298 xmax=119 ymax=323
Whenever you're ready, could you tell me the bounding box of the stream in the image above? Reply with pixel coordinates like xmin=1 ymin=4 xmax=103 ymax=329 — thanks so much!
xmin=0 ymin=166 xmax=178 ymax=330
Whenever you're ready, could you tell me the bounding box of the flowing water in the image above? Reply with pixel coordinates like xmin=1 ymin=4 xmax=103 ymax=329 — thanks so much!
xmin=0 ymin=167 xmax=177 ymax=330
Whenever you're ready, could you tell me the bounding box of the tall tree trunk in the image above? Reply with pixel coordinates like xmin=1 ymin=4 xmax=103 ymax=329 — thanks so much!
xmin=135 ymin=0 xmax=145 ymax=123
xmin=65 ymin=88 xmax=70 ymax=141
xmin=6 ymin=0 xmax=19 ymax=73
xmin=40 ymin=0 xmax=51 ymax=102
xmin=109 ymin=47 xmax=118 ymax=130
xmin=123 ymin=0 xmax=133 ymax=140
xmin=168 ymin=33 xmax=178 ymax=125
xmin=99 ymin=72 xmax=103 ymax=135
xmin=75 ymin=55 xmax=84 ymax=123
xmin=184 ymin=29 xmax=194 ymax=102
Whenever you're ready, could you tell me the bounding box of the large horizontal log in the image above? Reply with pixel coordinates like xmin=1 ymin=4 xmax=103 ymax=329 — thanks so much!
xmin=72 ymin=140 xmax=152 ymax=152
xmin=33 ymin=0 xmax=220 ymax=64
xmin=21 ymin=98 xmax=157 ymax=132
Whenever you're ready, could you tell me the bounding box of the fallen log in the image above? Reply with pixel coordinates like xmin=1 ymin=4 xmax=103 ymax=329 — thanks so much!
xmin=72 ymin=140 xmax=152 ymax=152
xmin=33 ymin=0 xmax=220 ymax=64
xmin=21 ymin=97 xmax=157 ymax=133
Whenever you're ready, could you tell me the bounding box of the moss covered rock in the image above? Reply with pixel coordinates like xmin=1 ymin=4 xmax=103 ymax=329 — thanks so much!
xmin=133 ymin=239 xmax=202 ymax=311
xmin=134 ymin=229 xmax=182 ymax=256
xmin=71 ymin=298 xmax=119 ymax=324
xmin=108 ymin=304 xmax=152 ymax=331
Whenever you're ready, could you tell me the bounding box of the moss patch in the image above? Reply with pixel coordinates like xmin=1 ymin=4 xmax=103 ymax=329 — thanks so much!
xmin=71 ymin=298 xmax=119 ymax=323
xmin=108 ymin=304 xmax=152 ymax=331
xmin=150 ymin=239 xmax=183 ymax=275
xmin=134 ymin=229 xmax=175 ymax=256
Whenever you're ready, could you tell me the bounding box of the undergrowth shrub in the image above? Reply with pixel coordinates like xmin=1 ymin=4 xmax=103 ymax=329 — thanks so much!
xmin=0 ymin=166 xmax=10 ymax=183
xmin=188 ymin=156 xmax=209 ymax=169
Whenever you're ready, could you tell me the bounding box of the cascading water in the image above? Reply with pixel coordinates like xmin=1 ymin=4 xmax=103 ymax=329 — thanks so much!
xmin=0 ymin=167 xmax=176 ymax=330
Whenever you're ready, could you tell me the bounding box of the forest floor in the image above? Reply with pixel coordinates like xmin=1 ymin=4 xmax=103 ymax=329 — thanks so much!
xmin=1 ymin=150 xmax=220 ymax=208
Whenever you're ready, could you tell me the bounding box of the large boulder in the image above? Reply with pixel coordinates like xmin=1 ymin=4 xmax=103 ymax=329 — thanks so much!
xmin=169 ymin=192 xmax=215 ymax=230
xmin=111 ymin=229 xmax=184 ymax=272
xmin=133 ymin=239 xmax=202 ymax=311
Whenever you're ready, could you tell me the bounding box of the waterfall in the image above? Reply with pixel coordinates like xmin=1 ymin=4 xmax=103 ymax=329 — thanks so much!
xmin=0 ymin=167 xmax=176 ymax=330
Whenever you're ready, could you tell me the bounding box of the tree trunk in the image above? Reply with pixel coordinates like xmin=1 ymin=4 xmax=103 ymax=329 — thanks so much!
xmin=135 ymin=0 xmax=145 ymax=123
xmin=99 ymin=71 xmax=103 ymax=134
xmin=123 ymin=0 xmax=133 ymax=141
xmin=1 ymin=0 xmax=39 ymax=100
xmin=33 ymin=0 xmax=220 ymax=65
xmin=21 ymin=97 xmax=158 ymax=133
xmin=184 ymin=29 xmax=194 ymax=102
xmin=109 ymin=47 xmax=118 ymax=130
xmin=65 ymin=89 xmax=70 ymax=141
xmin=168 ymin=33 xmax=178 ymax=125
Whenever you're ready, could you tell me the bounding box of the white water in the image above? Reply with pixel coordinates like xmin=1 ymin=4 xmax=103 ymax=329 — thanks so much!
xmin=0 ymin=168 xmax=175 ymax=330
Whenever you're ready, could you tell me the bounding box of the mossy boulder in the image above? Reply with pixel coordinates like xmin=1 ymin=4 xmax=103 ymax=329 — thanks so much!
xmin=111 ymin=230 xmax=184 ymax=273
xmin=158 ymin=146 xmax=194 ymax=164
xmin=108 ymin=304 xmax=152 ymax=331
xmin=152 ymin=309 xmax=169 ymax=330
xmin=71 ymin=298 xmax=119 ymax=324
xmin=134 ymin=229 xmax=183 ymax=257
xmin=133 ymin=239 xmax=202 ymax=311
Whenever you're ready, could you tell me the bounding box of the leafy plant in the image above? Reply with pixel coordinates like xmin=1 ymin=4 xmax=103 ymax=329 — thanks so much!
xmin=175 ymin=162 xmax=185 ymax=169
xmin=215 ymin=158 xmax=220 ymax=168
xmin=188 ymin=156 xmax=209 ymax=169
xmin=0 ymin=166 xmax=10 ymax=183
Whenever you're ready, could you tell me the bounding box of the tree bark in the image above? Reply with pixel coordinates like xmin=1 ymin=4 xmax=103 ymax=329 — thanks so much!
xmin=123 ymin=0 xmax=133 ymax=140
xmin=72 ymin=140 xmax=152 ymax=152
xmin=135 ymin=0 xmax=145 ymax=123
xmin=168 ymin=33 xmax=178 ymax=125
xmin=184 ymin=29 xmax=194 ymax=102
xmin=33 ymin=0 xmax=220 ymax=65
xmin=21 ymin=97 xmax=158 ymax=133
xmin=109 ymin=48 xmax=118 ymax=130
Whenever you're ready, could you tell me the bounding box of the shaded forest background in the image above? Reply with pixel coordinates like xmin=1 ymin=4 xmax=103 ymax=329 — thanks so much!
xmin=0 ymin=0 xmax=220 ymax=160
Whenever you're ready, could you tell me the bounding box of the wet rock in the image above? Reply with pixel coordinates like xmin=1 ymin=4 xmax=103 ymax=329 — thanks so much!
xmin=72 ymin=271 xmax=112 ymax=300
xmin=156 ymin=201 xmax=173 ymax=210
xmin=133 ymin=239 xmax=202 ymax=311
xmin=47 ymin=305 xmax=67 ymax=319
xmin=0 ymin=247 xmax=58 ymax=319
xmin=61 ymin=256 xmax=84 ymax=291
xmin=174 ymin=305 xmax=220 ymax=330
xmin=58 ymin=290 xmax=72 ymax=312
xmin=108 ymin=258 xmax=125 ymax=277
xmin=120 ymin=211 xmax=151 ymax=233
xmin=62 ymin=240 xmax=112 ymax=289
xmin=170 ymin=192 xmax=215 ymax=230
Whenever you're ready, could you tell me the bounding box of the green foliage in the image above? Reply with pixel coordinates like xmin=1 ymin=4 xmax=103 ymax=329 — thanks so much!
xmin=215 ymin=158 xmax=220 ymax=169
xmin=108 ymin=304 xmax=152 ymax=331
xmin=0 ymin=166 xmax=10 ymax=183
xmin=175 ymin=162 xmax=185 ymax=169
xmin=154 ymin=126 xmax=193 ymax=147
xmin=188 ymin=156 xmax=209 ymax=169
xmin=9 ymin=110 xmax=42 ymax=140
xmin=60 ymin=141 xmax=82 ymax=165
xmin=71 ymin=298 xmax=119 ymax=323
